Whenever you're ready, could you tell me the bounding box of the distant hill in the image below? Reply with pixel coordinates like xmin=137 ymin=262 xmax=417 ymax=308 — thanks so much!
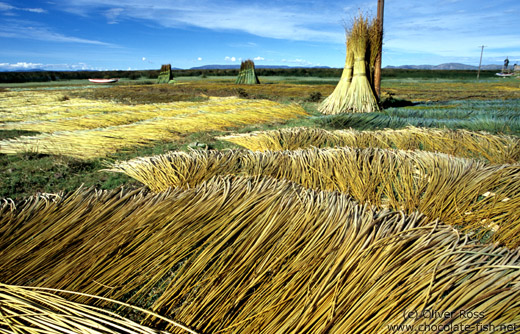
xmin=189 ymin=64 xmax=330 ymax=70
xmin=385 ymin=63 xmax=504 ymax=70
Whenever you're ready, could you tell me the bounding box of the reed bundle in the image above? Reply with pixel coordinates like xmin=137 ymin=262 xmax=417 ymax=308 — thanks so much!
xmin=319 ymin=15 xmax=380 ymax=114
xmin=235 ymin=60 xmax=260 ymax=85
xmin=218 ymin=126 xmax=520 ymax=164
xmin=345 ymin=16 xmax=379 ymax=113
xmin=1 ymin=177 xmax=520 ymax=333
xmin=0 ymin=283 xmax=193 ymax=333
xmin=0 ymin=97 xmax=306 ymax=158
xmin=157 ymin=64 xmax=174 ymax=84
xmin=318 ymin=38 xmax=354 ymax=115
xmin=368 ymin=17 xmax=382 ymax=88
xmin=110 ymin=148 xmax=520 ymax=247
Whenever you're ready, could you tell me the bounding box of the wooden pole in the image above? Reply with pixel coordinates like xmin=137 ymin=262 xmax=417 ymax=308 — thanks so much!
xmin=477 ymin=45 xmax=485 ymax=80
xmin=374 ymin=0 xmax=384 ymax=99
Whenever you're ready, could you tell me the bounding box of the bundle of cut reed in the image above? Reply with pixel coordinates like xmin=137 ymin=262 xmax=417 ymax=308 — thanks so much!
xmin=368 ymin=17 xmax=382 ymax=90
xmin=319 ymin=15 xmax=380 ymax=114
xmin=345 ymin=15 xmax=379 ymax=113
xmin=157 ymin=64 xmax=174 ymax=84
xmin=1 ymin=177 xmax=520 ymax=333
xmin=110 ymin=148 xmax=520 ymax=247
xmin=235 ymin=60 xmax=260 ymax=84
xmin=318 ymin=37 xmax=354 ymax=114
xmin=218 ymin=126 xmax=520 ymax=164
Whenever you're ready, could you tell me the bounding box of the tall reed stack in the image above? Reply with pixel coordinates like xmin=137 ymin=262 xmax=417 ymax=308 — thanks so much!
xmin=235 ymin=59 xmax=260 ymax=84
xmin=157 ymin=64 xmax=174 ymax=83
xmin=320 ymin=15 xmax=381 ymax=114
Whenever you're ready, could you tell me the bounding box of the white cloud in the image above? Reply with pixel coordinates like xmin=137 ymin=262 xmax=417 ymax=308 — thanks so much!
xmin=142 ymin=57 xmax=146 ymax=61
xmin=0 ymin=62 xmax=43 ymax=69
xmin=0 ymin=2 xmax=46 ymax=14
xmin=0 ymin=20 xmax=115 ymax=46
xmin=104 ymin=8 xmax=123 ymax=24
xmin=0 ymin=62 xmax=95 ymax=71
xmin=0 ymin=2 xmax=14 ymax=11
xmin=253 ymin=56 xmax=265 ymax=61
xmin=281 ymin=58 xmax=313 ymax=66
xmin=53 ymin=0 xmax=345 ymax=43
xmin=20 ymin=0 xmax=520 ymax=66
xmin=382 ymin=0 xmax=520 ymax=63
xmin=197 ymin=57 xmax=202 ymax=61
xmin=225 ymin=56 xmax=237 ymax=62
xmin=25 ymin=8 xmax=46 ymax=13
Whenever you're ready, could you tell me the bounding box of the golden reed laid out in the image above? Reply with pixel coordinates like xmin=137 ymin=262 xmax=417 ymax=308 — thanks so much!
xmin=1 ymin=176 xmax=519 ymax=333
xmin=0 ymin=96 xmax=306 ymax=159
xmin=110 ymin=148 xmax=520 ymax=248
xmin=218 ymin=126 xmax=520 ymax=164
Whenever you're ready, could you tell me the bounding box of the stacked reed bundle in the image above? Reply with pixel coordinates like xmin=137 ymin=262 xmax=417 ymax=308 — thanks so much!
xmin=318 ymin=38 xmax=354 ymax=114
xmin=157 ymin=64 xmax=174 ymax=83
xmin=110 ymin=148 xmax=520 ymax=247
xmin=1 ymin=177 xmax=520 ymax=333
xmin=218 ymin=126 xmax=520 ymax=164
xmin=319 ymin=15 xmax=380 ymax=114
xmin=235 ymin=60 xmax=260 ymax=84
xmin=368 ymin=17 xmax=382 ymax=89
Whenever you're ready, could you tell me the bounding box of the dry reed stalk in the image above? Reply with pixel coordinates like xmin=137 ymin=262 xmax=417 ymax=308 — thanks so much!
xmin=367 ymin=17 xmax=382 ymax=90
xmin=0 ymin=283 xmax=197 ymax=333
xmin=217 ymin=126 xmax=520 ymax=164
xmin=1 ymin=177 xmax=520 ymax=333
xmin=344 ymin=15 xmax=379 ymax=113
xmin=0 ymin=97 xmax=307 ymax=158
xmin=319 ymin=37 xmax=354 ymax=115
xmin=109 ymin=148 xmax=520 ymax=248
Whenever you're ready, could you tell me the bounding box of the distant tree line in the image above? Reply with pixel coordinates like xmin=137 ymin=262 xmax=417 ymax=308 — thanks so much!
xmin=0 ymin=68 xmax=498 ymax=83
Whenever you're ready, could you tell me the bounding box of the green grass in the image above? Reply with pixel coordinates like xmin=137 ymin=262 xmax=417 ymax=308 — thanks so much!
xmin=0 ymin=130 xmax=41 ymax=140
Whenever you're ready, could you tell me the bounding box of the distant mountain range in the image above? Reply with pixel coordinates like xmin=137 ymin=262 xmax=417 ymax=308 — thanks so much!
xmin=0 ymin=63 xmax=509 ymax=72
xmin=191 ymin=63 xmax=507 ymax=70
xmin=384 ymin=63 xmax=505 ymax=70
xmin=188 ymin=64 xmax=331 ymax=70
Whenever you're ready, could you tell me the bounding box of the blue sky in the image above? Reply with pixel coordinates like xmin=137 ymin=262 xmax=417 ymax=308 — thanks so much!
xmin=1 ymin=0 xmax=519 ymax=71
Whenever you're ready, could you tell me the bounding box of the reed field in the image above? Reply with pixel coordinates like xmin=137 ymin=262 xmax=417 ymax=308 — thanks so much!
xmin=2 ymin=73 xmax=520 ymax=333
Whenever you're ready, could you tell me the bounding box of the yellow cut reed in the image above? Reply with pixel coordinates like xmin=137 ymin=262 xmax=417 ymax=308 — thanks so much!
xmin=319 ymin=37 xmax=355 ymax=115
xmin=0 ymin=97 xmax=307 ymax=159
xmin=218 ymin=126 xmax=520 ymax=164
xmin=110 ymin=148 xmax=520 ymax=248
xmin=0 ymin=283 xmax=197 ymax=333
xmin=344 ymin=15 xmax=379 ymax=113
xmin=1 ymin=176 xmax=520 ymax=333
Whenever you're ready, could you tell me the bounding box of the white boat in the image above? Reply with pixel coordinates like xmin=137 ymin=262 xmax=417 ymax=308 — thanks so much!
xmin=495 ymin=72 xmax=514 ymax=77
xmin=88 ymin=78 xmax=119 ymax=83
